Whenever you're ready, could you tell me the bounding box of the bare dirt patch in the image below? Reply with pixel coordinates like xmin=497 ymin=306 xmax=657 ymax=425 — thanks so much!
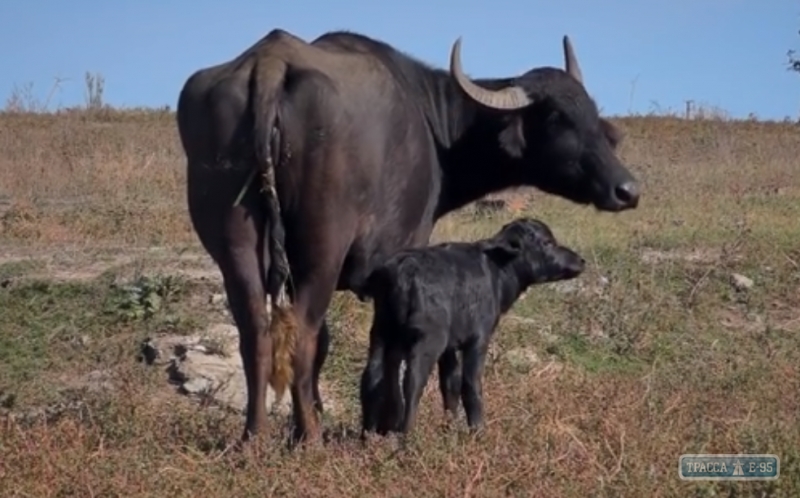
xmin=640 ymin=247 xmax=722 ymax=265
xmin=0 ymin=244 xmax=220 ymax=284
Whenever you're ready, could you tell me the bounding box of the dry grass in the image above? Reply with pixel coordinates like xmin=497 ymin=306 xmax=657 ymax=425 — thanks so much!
xmin=1 ymin=105 xmax=799 ymax=497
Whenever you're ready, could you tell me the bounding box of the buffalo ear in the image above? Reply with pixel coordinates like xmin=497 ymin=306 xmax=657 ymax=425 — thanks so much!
xmin=600 ymin=118 xmax=623 ymax=149
xmin=484 ymin=239 xmax=521 ymax=266
xmin=499 ymin=115 xmax=525 ymax=158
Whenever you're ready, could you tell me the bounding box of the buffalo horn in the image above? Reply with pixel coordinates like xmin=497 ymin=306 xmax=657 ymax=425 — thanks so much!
xmin=449 ymin=38 xmax=532 ymax=111
xmin=562 ymin=35 xmax=584 ymax=84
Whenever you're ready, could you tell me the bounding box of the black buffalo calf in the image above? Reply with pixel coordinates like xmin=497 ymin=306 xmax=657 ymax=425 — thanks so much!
xmin=359 ymin=217 xmax=586 ymax=437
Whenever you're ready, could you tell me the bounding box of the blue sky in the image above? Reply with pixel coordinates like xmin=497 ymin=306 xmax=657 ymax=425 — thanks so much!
xmin=2 ymin=1 xmax=798 ymax=119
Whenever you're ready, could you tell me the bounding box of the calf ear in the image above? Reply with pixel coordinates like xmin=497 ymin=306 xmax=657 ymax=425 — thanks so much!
xmin=484 ymin=239 xmax=520 ymax=266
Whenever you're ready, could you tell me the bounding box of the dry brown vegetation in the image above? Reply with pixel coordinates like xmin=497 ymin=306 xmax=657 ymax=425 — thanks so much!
xmin=1 ymin=102 xmax=799 ymax=497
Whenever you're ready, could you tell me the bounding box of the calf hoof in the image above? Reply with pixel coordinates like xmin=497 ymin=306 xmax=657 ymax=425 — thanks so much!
xmin=376 ymin=420 xmax=401 ymax=436
xmin=375 ymin=411 xmax=403 ymax=435
xmin=359 ymin=428 xmax=384 ymax=446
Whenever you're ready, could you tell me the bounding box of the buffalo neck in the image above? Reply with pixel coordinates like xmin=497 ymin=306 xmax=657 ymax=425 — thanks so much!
xmin=421 ymin=74 xmax=530 ymax=219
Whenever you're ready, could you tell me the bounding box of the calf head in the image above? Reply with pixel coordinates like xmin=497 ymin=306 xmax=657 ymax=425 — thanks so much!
xmin=484 ymin=217 xmax=585 ymax=285
xmin=450 ymin=36 xmax=640 ymax=212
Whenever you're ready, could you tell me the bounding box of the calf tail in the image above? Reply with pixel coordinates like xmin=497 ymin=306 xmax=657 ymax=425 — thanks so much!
xmin=250 ymin=55 xmax=297 ymax=401
xmin=362 ymin=266 xmax=408 ymax=324
xmin=361 ymin=266 xmax=389 ymax=303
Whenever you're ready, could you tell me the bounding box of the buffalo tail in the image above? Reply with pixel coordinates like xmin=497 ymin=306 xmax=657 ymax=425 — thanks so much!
xmin=251 ymin=56 xmax=297 ymax=401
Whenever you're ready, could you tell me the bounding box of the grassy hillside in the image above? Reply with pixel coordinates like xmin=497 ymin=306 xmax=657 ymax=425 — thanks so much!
xmin=1 ymin=109 xmax=797 ymax=246
xmin=1 ymin=107 xmax=799 ymax=497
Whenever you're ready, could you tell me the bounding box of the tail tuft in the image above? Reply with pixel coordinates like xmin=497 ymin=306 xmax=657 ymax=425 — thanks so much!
xmin=269 ymin=301 xmax=298 ymax=401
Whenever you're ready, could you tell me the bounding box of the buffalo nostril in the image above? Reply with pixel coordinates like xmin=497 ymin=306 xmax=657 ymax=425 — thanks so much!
xmin=614 ymin=181 xmax=640 ymax=207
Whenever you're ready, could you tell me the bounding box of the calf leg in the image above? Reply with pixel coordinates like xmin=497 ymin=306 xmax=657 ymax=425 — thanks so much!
xmin=437 ymin=349 xmax=461 ymax=419
xmin=461 ymin=340 xmax=489 ymax=430
xmin=360 ymin=320 xmax=386 ymax=436
xmin=376 ymin=348 xmax=405 ymax=435
xmin=400 ymin=338 xmax=442 ymax=434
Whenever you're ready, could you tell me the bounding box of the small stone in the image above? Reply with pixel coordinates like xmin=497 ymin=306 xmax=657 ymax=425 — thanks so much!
xmin=138 ymin=338 xmax=160 ymax=365
xmin=731 ymin=273 xmax=754 ymax=291
xmin=188 ymin=344 xmax=209 ymax=354
xmin=84 ymin=369 xmax=114 ymax=392
xmin=181 ymin=377 xmax=212 ymax=395
xmin=209 ymin=293 xmax=226 ymax=305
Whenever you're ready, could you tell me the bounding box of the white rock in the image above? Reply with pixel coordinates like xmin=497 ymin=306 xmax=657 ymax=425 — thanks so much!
xmin=142 ymin=323 xmax=334 ymax=416
xmin=180 ymin=377 xmax=212 ymax=395
xmin=731 ymin=273 xmax=754 ymax=291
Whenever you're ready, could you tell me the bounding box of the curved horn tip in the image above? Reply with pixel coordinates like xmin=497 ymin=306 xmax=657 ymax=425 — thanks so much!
xmin=449 ymin=35 xmax=532 ymax=110
xmin=450 ymin=37 xmax=463 ymax=60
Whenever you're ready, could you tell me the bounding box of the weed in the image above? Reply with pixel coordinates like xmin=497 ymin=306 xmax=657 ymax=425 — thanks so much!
xmin=107 ymin=274 xmax=186 ymax=321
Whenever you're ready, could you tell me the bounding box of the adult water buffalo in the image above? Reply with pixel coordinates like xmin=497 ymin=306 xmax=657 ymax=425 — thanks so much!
xmin=176 ymin=28 xmax=640 ymax=444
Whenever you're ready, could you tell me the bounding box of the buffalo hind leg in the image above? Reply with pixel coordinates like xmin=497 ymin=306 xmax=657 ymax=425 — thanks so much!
xmin=312 ymin=319 xmax=331 ymax=414
xmin=187 ymin=157 xmax=275 ymax=442
xmin=286 ymin=259 xmax=349 ymax=444
xmin=225 ymin=263 xmax=328 ymax=440
xmin=219 ymin=245 xmax=272 ymax=441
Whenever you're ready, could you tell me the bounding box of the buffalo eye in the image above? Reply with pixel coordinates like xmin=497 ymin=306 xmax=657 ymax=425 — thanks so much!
xmin=599 ymin=118 xmax=623 ymax=149
xmin=549 ymin=128 xmax=581 ymax=161
xmin=542 ymin=112 xmax=581 ymax=160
